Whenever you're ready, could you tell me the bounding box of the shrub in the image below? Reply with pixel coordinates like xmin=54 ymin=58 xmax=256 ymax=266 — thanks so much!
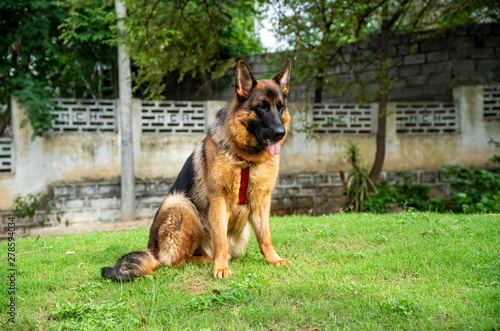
xmin=440 ymin=165 xmax=500 ymax=213
xmin=364 ymin=166 xmax=500 ymax=214
xmin=364 ymin=171 xmax=431 ymax=213
xmin=362 ymin=180 xmax=394 ymax=213
xmin=13 ymin=192 xmax=66 ymax=226
xmin=345 ymin=141 xmax=374 ymax=212
xmin=51 ymin=300 xmax=128 ymax=329
xmin=393 ymin=171 xmax=431 ymax=210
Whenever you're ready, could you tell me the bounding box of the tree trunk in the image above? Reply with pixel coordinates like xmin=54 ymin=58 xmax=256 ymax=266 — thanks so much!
xmin=369 ymin=4 xmax=390 ymax=183
xmin=0 ymin=100 xmax=11 ymax=137
xmin=314 ymin=67 xmax=324 ymax=103
xmin=115 ymin=0 xmax=135 ymax=222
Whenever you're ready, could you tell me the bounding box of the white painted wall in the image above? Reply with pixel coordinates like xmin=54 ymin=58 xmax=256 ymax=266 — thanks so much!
xmin=1 ymin=85 xmax=498 ymax=210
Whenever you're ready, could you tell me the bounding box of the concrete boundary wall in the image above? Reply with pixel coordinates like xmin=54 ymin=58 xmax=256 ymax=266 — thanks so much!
xmin=0 ymin=85 xmax=498 ymax=237
xmin=0 ymin=169 xmax=450 ymax=238
xmin=483 ymin=84 xmax=500 ymax=119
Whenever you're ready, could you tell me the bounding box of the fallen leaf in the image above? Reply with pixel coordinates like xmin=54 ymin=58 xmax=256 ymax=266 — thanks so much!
xmin=212 ymin=289 xmax=220 ymax=295
xmin=66 ymin=251 xmax=75 ymax=254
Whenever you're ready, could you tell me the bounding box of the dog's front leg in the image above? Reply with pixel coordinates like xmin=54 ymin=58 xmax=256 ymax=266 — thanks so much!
xmin=250 ymin=194 xmax=289 ymax=266
xmin=209 ymin=197 xmax=232 ymax=278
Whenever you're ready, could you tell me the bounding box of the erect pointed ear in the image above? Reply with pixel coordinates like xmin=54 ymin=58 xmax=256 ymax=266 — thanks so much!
xmin=235 ymin=60 xmax=257 ymax=99
xmin=272 ymin=59 xmax=291 ymax=95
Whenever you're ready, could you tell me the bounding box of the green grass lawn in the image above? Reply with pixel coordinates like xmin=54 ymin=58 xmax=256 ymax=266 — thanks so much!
xmin=1 ymin=212 xmax=499 ymax=330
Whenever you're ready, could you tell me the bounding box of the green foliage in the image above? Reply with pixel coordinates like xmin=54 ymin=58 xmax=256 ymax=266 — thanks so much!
xmin=292 ymin=121 xmax=320 ymax=141
xmin=267 ymin=0 xmax=499 ymax=104
xmin=365 ymin=166 xmax=500 ymax=214
xmin=51 ymin=300 xmax=129 ymax=329
xmin=293 ymin=115 xmax=343 ymax=141
xmin=12 ymin=75 xmax=58 ymax=140
xmin=13 ymin=192 xmax=65 ymax=226
xmin=265 ymin=0 xmax=362 ymax=101
xmin=345 ymin=141 xmax=374 ymax=212
xmin=56 ymin=0 xmax=118 ymax=98
xmin=74 ymin=281 xmax=105 ymax=299
xmin=13 ymin=193 xmax=41 ymax=219
xmin=364 ymin=171 xmax=447 ymax=213
xmin=380 ymin=298 xmax=419 ymax=317
xmin=58 ymin=0 xmax=116 ymax=45
xmin=489 ymin=139 xmax=500 ymax=165
xmin=0 ymin=0 xmax=117 ymax=140
xmin=59 ymin=0 xmax=262 ymax=100
xmin=394 ymin=172 xmax=432 ymax=211
xmin=4 ymin=0 xmax=262 ymax=136
xmin=0 ymin=0 xmax=62 ymax=138
xmin=441 ymin=165 xmax=500 ymax=213
xmin=363 ymin=180 xmax=394 ymax=213
xmin=186 ymin=273 xmax=261 ymax=311
xmin=125 ymin=0 xmax=262 ymax=99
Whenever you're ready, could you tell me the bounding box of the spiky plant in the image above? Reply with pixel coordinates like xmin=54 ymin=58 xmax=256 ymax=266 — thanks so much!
xmin=345 ymin=141 xmax=374 ymax=212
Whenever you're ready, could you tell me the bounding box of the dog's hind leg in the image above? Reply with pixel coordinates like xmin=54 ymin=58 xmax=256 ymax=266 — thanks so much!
xmin=148 ymin=192 xmax=207 ymax=267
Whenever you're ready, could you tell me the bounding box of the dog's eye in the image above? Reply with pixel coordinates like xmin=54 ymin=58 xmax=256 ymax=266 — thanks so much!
xmin=277 ymin=102 xmax=285 ymax=112
xmin=257 ymin=103 xmax=266 ymax=111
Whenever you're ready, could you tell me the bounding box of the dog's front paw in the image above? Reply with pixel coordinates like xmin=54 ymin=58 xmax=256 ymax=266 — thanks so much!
xmin=267 ymin=258 xmax=290 ymax=266
xmin=212 ymin=266 xmax=232 ymax=278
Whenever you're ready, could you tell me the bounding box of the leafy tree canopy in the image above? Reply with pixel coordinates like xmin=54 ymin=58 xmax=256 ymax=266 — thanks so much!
xmin=1 ymin=0 xmax=261 ymax=138
xmin=264 ymin=0 xmax=500 ymax=185
xmin=122 ymin=0 xmax=262 ymax=99
xmin=266 ymin=0 xmax=500 ymax=101
xmin=0 ymin=0 xmax=117 ymax=139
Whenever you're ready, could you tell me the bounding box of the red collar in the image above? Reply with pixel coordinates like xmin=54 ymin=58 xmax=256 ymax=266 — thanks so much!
xmin=236 ymin=156 xmax=250 ymax=204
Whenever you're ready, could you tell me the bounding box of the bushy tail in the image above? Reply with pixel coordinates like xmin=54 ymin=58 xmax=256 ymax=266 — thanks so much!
xmin=101 ymin=250 xmax=159 ymax=282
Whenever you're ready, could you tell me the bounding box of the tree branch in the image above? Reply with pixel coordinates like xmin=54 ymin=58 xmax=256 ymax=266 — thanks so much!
xmin=355 ymin=0 xmax=389 ymax=38
xmin=410 ymin=0 xmax=434 ymax=32
xmin=212 ymin=0 xmax=232 ymax=21
xmin=146 ymin=0 xmax=162 ymax=41
xmin=0 ymin=235 xmax=47 ymax=260
xmin=175 ymin=1 xmax=188 ymax=29
xmin=386 ymin=0 xmax=413 ymax=30
xmin=0 ymin=104 xmax=11 ymax=137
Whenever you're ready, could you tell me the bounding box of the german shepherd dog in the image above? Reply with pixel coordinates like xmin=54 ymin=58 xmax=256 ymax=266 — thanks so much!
xmin=101 ymin=59 xmax=291 ymax=280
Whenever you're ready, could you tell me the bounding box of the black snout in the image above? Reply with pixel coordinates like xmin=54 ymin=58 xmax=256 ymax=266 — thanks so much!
xmin=271 ymin=125 xmax=286 ymax=141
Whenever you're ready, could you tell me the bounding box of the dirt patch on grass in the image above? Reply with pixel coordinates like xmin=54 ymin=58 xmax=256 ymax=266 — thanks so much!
xmin=188 ymin=284 xmax=207 ymax=292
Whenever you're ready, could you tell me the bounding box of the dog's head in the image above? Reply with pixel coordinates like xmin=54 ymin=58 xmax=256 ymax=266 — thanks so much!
xmin=230 ymin=59 xmax=291 ymax=157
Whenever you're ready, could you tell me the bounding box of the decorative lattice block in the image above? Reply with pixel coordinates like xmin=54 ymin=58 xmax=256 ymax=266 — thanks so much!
xmin=0 ymin=138 xmax=13 ymax=172
xmin=141 ymin=101 xmax=206 ymax=134
xmin=396 ymin=102 xmax=458 ymax=134
xmin=484 ymin=84 xmax=500 ymax=119
xmin=313 ymin=103 xmax=374 ymax=134
xmin=51 ymin=99 xmax=117 ymax=133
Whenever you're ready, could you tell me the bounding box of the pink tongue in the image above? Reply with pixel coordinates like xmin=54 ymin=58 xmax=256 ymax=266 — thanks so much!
xmin=268 ymin=141 xmax=281 ymax=155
